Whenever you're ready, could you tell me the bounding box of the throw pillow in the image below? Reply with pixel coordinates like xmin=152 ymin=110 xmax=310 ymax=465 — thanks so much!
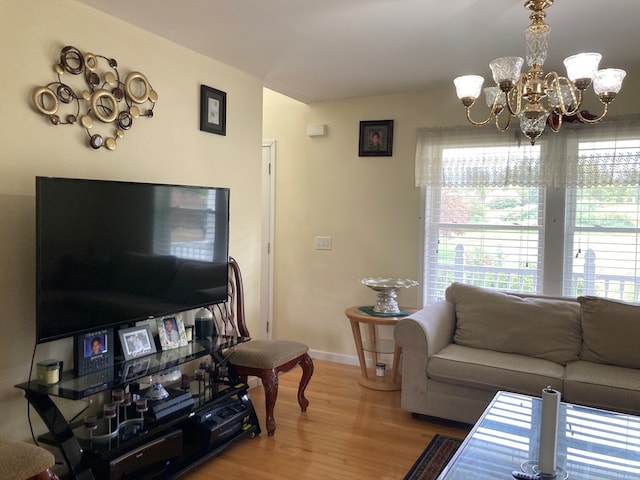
xmin=446 ymin=283 xmax=582 ymax=365
xmin=578 ymin=296 xmax=640 ymax=369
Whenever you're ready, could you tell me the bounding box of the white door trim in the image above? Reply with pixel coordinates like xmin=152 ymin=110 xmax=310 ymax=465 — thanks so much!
xmin=260 ymin=140 xmax=276 ymax=339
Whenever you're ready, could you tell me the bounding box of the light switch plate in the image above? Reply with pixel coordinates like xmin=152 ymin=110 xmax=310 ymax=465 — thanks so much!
xmin=314 ymin=236 xmax=332 ymax=250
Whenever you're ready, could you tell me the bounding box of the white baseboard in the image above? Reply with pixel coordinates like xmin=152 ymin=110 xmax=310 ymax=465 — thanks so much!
xmin=308 ymin=349 xmax=359 ymax=366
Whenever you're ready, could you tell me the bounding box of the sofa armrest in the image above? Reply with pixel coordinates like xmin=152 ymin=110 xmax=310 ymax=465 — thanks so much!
xmin=393 ymin=300 xmax=456 ymax=415
xmin=394 ymin=300 xmax=456 ymax=357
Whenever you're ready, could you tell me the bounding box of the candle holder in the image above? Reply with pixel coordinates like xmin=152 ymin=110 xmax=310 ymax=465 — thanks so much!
xmin=180 ymin=373 xmax=190 ymax=392
xmin=135 ymin=398 xmax=148 ymax=430
xmin=84 ymin=414 xmax=98 ymax=442
xmin=195 ymin=368 xmax=205 ymax=402
xmin=121 ymin=392 xmax=132 ymax=422
xmin=201 ymin=361 xmax=214 ymax=401
xmin=103 ymin=403 xmax=117 ymax=437
xmin=112 ymin=389 xmax=124 ymax=426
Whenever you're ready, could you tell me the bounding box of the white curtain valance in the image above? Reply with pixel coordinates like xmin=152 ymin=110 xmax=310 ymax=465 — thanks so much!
xmin=415 ymin=114 xmax=640 ymax=188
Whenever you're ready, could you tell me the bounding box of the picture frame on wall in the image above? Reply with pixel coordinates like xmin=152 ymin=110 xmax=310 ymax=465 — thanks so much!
xmin=358 ymin=119 xmax=394 ymax=157
xmin=157 ymin=315 xmax=188 ymax=350
xmin=200 ymin=84 xmax=227 ymax=135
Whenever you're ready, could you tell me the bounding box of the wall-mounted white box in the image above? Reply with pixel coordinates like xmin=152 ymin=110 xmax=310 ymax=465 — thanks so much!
xmin=307 ymin=124 xmax=327 ymax=137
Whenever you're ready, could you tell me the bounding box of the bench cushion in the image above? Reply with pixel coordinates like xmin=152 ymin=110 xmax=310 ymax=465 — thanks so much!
xmin=230 ymin=340 xmax=308 ymax=369
xmin=0 ymin=439 xmax=55 ymax=480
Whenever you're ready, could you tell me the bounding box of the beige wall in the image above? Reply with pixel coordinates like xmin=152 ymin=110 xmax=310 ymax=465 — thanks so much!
xmin=2 ymin=0 xmax=638 ymax=445
xmin=263 ymin=71 xmax=640 ymax=363
xmin=0 ymin=0 xmax=264 ymax=441
xmin=262 ymin=88 xmax=461 ymax=361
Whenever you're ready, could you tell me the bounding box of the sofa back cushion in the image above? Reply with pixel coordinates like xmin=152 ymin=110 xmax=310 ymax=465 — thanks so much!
xmin=446 ymin=283 xmax=582 ymax=365
xmin=578 ymin=296 xmax=640 ymax=369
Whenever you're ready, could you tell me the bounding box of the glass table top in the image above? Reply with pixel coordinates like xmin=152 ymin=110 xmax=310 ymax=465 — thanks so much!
xmin=438 ymin=391 xmax=640 ymax=480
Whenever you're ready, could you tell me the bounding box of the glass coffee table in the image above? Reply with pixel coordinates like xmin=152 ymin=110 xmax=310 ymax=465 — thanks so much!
xmin=438 ymin=391 xmax=640 ymax=479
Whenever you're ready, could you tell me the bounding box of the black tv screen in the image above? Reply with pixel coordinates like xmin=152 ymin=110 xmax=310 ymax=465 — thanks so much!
xmin=36 ymin=177 xmax=230 ymax=344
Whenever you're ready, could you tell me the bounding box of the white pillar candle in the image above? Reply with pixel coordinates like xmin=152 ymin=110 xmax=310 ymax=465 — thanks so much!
xmin=539 ymin=386 xmax=560 ymax=476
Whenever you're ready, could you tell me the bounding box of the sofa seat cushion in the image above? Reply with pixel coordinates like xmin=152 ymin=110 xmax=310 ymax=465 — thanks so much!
xmin=446 ymin=283 xmax=582 ymax=365
xmin=428 ymin=344 xmax=564 ymax=397
xmin=578 ymin=296 xmax=640 ymax=369
xmin=564 ymin=360 xmax=640 ymax=415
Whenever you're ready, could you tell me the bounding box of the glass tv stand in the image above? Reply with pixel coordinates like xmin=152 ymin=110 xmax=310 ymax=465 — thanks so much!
xmin=16 ymin=336 xmax=261 ymax=480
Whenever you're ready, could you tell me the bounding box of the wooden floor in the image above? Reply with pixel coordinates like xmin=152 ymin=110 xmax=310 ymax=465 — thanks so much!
xmin=182 ymin=359 xmax=470 ymax=480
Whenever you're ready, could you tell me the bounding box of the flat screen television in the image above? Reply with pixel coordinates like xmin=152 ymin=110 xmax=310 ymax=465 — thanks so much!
xmin=36 ymin=177 xmax=230 ymax=344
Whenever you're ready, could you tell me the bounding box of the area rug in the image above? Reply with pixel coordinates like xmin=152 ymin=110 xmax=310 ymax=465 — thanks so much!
xmin=403 ymin=434 xmax=463 ymax=480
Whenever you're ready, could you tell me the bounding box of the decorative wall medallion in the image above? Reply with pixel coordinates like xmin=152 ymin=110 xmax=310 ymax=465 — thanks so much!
xmin=31 ymin=45 xmax=158 ymax=151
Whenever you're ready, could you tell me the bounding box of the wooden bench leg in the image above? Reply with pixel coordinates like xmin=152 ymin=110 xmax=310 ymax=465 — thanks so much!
xmin=238 ymin=353 xmax=314 ymax=437
xmin=260 ymin=369 xmax=279 ymax=436
xmin=297 ymin=353 xmax=314 ymax=412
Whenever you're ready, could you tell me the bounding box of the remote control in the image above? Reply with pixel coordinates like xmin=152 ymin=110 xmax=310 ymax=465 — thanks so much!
xmin=512 ymin=471 xmax=540 ymax=480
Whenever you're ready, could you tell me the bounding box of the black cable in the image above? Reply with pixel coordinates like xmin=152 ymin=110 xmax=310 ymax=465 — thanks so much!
xmin=27 ymin=342 xmax=38 ymax=445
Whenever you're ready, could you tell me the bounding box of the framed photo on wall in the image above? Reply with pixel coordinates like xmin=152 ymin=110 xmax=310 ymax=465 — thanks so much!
xmin=359 ymin=119 xmax=394 ymax=157
xmin=200 ymin=84 xmax=227 ymax=135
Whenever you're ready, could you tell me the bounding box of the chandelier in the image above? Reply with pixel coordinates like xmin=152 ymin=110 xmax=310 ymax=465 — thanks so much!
xmin=453 ymin=0 xmax=626 ymax=145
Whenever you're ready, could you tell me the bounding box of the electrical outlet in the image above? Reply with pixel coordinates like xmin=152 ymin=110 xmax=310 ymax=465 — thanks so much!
xmin=314 ymin=236 xmax=332 ymax=250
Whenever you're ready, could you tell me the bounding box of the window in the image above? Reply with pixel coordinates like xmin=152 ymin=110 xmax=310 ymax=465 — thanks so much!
xmin=416 ymin=116 xmax=640 ymax=305
xmin=564 ymin=139 xmax=640 ymax=299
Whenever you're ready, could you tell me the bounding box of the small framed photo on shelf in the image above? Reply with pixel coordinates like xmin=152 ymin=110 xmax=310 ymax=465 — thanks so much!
xmin=74 ymin=328 xmax=115 ymax=376
xmin=358 ymin=119 xmax=394 ymax=157
xmin=118 ymin=325 xmax=156 ymax=361
xmin=157 ymin=315 xmax=188 ymax=350
xmin=200 ymin=84 xmax=227 ymax=136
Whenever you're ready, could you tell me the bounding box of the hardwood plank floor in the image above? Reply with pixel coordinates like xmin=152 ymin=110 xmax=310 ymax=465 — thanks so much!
xmin=182 ymin=359 xmax=470 ymax=480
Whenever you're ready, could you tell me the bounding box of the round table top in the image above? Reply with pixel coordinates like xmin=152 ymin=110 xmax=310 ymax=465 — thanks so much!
xmin=344 ymin=306 xmax=416 ymax=324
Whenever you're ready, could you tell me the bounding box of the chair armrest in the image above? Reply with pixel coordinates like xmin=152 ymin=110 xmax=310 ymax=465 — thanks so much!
xmin=394 ymin=300 xmax=456 ymax=358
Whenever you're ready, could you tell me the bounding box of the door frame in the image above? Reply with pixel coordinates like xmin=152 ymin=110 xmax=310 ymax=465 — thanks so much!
xmin=260 ymin=140 xmax=276 ymax=339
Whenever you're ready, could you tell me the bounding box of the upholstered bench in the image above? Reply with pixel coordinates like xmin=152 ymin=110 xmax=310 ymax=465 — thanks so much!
xmin=0 ymin=439 xmax=59 ymax=480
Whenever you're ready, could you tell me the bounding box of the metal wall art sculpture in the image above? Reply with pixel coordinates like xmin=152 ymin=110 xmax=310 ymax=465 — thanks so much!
xmin=31 ymin=45 xmax=157 ymax=151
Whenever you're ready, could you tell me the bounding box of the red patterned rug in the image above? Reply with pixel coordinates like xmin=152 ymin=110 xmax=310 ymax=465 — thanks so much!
xmin=403 ymin=434 xmax=463 ymax=480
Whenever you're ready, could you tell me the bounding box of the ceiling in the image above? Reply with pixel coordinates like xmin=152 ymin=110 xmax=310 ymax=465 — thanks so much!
xmin=76 ymin=0 xmax=640 ymax=104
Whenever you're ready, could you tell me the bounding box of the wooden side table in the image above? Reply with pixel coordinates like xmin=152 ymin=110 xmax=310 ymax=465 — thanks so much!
xmin=345 ymin=306 xmax=415 ymax=391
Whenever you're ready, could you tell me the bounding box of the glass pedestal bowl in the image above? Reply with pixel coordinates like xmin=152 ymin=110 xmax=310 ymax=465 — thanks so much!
xmin=361 ymin=277 xmax=418 ymax=314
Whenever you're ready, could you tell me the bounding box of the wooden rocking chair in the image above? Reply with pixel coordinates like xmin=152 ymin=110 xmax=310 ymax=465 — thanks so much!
xmin=209 ymin=257 xmax=314 ymax=436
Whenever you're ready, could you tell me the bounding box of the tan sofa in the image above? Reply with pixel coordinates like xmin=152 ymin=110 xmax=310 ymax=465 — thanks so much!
xmin=394 ymin=283 xmax=640 ymax=424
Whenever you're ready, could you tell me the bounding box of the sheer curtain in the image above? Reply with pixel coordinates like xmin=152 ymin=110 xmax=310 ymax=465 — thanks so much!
xmin=415 ymin=114 xmax=640 ymax=188
xmin=415 ymin=114 xmax=640 ymax=303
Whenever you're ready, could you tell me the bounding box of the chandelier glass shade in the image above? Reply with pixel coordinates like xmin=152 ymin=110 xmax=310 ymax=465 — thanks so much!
xmin=453 ymin=0 xmax=626 ymax=145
